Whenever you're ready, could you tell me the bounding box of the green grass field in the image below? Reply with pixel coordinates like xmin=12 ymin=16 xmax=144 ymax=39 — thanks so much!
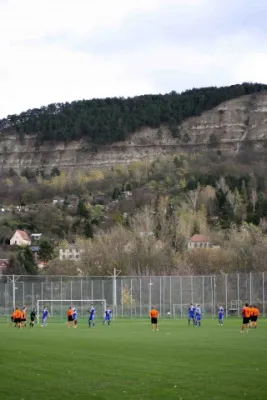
xmin=0 ymin=318 xmax=267 ymax=400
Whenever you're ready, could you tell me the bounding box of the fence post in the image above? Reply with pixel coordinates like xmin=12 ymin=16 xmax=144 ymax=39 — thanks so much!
xmin=60 ymin=276 xmax=63 ymax=319
xmin=169 ymin=276 xmax=172 ymax=315
xmin=51 ymin=281 xmax=53 ymax=316
xmin=32 ymin=282 xmax=34 ymax=310
xmin=213 ymin=275 xmax=216 ymax=319
xmin=80 ymin=279 xmax=83 ymax=316
xmin=180 ymin=276 xmax=183 ymax=318
xmin=159 ymin=277 xmax=162 ymax=316
xmin=213 ymin=276 xmax=214 ymax=318
xmin=22 ymin=282 xmax=25 ymax=306
xmin=249 ymin=272 xmax=252 ymax=305
xmin=263 ymin=272 xmax=265 ymax=317
xmin=139 ymin=278 xmax=142 ymax=318
xmin=121 ymin=279 xmax=123 ymax=318
xmin=202 ymin=276 xmax=205 ymax=315
xmin=237 ymin=273 xmax=240 ymax=316
xmin=41 ymin=282 xmax=43 ymax=303
xmin=130 ymin=278 xmax=133 ymax=318
xmin=191 ymin=275 xmax=193 ymax=303
xmin=225 ymin=274 xmax=228 ymax=318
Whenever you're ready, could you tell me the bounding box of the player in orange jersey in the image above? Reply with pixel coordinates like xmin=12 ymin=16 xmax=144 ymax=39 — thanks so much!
xmin=14 ymin=307 xmax=22 ymax=329
xmin=21 ymin=307 xmax=27 ymax=327
xmin=250 ymin=305 xmax=260 ymax=328
xmin=241 ymin=303 xmax=250 ymax=333
xmin=67 ymin=306 xmax=74 ymax=328
xmin=9 ymin=309 xmax=16 ymax=327
xmin=149 ymin=307 xmax=159 ymax=331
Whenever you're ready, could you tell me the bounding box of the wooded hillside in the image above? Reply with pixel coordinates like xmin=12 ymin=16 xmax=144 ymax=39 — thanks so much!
xmin=1 ymin=83 xmax=266 ymax=144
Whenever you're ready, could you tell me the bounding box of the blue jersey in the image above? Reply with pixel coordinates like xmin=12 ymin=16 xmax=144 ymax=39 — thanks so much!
xmin=73 ymin=308 xmax=77 ymax=320
xmin=89 ymin=307 xmax=95 ymax=320
xmin=42 ymin=309 xmax=48 ymax=319
xmin=218 ymin=307 xmax=224 ymax=317
xmin=104 ymin=309 xmax=112 ymax=320
xmin=188 ymin=306 xmax=195 ymax=318
xmin=195 ymin=307 xmax=201 ymax=320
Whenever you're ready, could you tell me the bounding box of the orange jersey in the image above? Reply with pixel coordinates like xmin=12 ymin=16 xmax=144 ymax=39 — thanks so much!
xmin=11 ymin=311 xmax=16 ymax=319
xmin=252 ymin=307 xmax=259 ymax=316
xmin=14 ymin=309 xmax=21 ymax=319
xmin=67 ymin=309 xmax=73 ymax=316
xmin=21 ymin=310 xmax=26 ymax=319
xmin=242 ymin=307 xmax=250 ymax=318
xmin=149 ymin=309 xmax=159 ymax=318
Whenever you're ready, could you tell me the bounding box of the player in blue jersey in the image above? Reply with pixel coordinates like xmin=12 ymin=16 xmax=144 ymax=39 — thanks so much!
xmin=41 ymin=307 xmax=49 ymax=327
xmin=218 ymin=305 xmax=224 ymax=326
xmin=195 ymin=305 xmax=202 ymax=327
xmin=88 ymin=305 xmax=95 ymax=327
xmin=103 ymin=307 xmax=112 ymax=325
xmin=188 ymin=303 xmax=195 ymax=326
xmin=72 ymin=307 xmax=78 ymax=327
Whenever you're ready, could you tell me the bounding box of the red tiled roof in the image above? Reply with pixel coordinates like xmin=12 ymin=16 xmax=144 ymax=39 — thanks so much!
xmin=189 ymin=234 xmax=209 ymax=243
xmin=16 ymin=230 xmax=31 ymax=241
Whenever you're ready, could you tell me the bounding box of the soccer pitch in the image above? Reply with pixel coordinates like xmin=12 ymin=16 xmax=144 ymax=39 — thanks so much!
xmin=1 ymin=318 xmax=267 ymax=400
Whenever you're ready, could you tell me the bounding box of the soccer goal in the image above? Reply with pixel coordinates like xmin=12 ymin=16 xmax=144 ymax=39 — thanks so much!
xmin=172 ymin=303 xmax=186 ymax=318
xmin=36 ymin=299 xmax=107 ymax=324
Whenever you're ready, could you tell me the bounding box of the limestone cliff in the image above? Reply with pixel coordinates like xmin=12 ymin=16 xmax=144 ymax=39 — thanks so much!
xmin=0 ymin=93 xmax=267 ymax=172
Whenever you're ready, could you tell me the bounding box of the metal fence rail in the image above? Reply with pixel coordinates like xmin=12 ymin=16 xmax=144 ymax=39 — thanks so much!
xmin=0 ymin=272 xmax=266 ymax=318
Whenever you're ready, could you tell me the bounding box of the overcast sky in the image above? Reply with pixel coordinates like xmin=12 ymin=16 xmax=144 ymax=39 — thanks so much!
xmin=0 ymin=0 xmax=267 ymax=118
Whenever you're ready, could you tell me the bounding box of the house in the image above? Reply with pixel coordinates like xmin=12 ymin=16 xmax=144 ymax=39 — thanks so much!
xmin=10 ymin=230 xmax=31 ymax=246
xmin=0 ymin=259 xmax=8 ymax=273
xmin=30 ymin=233 xmax=42 ymax=242
xmin=188 ymin=234 xmax=213 ymax=249
xmin=59 ymin=246 xmax=83 ymax=261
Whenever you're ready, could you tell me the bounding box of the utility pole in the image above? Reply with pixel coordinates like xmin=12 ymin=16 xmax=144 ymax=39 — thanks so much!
xmin=108 ymin=268 xmax=121 ymax=319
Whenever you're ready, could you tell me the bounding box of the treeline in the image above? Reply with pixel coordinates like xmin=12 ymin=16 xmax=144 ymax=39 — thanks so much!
xmin=0 ymin=83 xmax=267 ymax=144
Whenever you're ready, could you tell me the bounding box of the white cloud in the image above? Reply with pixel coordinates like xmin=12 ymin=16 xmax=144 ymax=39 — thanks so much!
xmin=0 ymin=0 xmax=267 ymax=118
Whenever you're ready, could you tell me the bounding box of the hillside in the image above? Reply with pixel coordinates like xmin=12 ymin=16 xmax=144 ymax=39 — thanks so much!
xmin=0 ymin=84 xmax=267 ymax=172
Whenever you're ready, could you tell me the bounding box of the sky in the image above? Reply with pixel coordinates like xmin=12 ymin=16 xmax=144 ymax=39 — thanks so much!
xmin=0 ymin=0 xmax=267 ymax=118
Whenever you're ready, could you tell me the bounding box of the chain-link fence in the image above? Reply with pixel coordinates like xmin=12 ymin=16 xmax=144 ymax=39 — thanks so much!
xmin=0 ymin=272 xmax=266 ymax=318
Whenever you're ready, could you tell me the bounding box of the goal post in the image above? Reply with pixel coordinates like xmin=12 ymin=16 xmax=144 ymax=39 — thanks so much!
xmin=36 ymin=299 xmax=107 ymax=324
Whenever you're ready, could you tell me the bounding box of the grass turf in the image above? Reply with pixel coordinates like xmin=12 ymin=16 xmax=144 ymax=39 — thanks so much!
xmin=0 ymin=318 xmax=267 ymax=400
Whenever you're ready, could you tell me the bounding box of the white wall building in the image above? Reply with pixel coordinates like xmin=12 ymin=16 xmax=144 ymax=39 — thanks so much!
xmin=10 ymin=230 xmax=31 ymax=246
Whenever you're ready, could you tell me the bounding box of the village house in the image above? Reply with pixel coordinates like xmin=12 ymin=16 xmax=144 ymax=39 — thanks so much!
xmin=10 ymin=230 xmax=31 ymax=246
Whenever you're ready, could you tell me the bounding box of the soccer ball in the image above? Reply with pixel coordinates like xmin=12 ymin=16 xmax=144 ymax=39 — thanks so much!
xmin=167 ymin=312 xmax=171 ymax=315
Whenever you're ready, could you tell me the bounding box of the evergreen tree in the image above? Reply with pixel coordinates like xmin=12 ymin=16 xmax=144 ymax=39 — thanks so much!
xmin=77 ymin=200 xmax=89 ymax=219
xmin=84 ymin=221 xmax=94 ymax=239
xmin=38 ymin=239 xmax=54 ymax=262
xmin=17 ymin=247 xmax=37 ymax=275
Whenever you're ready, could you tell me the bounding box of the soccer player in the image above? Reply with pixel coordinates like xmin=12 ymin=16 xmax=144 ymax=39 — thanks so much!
xmin=21 ymin=307 xmax=27 ymax=327
xmin=149 ymin=307 xmax=159 ymax=331
xmin=29 ymin=308 xmax=36 ymax=328
xmin=9 ymin=309 xmax=16 ymax=327
xmin=195 ymin=305 xmax=202 ymax=327
xmin=188 ymin=303 xmax=195 ymax=326
xmin=88 ymin=305 xmax=95 ymax=327
xmin=241 ymin=303 xmax=250 ymax=333
xmin=218 ymin=305 xmax=224 ymax=326
xmin=67 ymin=306 xmax=74 ymax=328
xmin=103 ymin=307 xmax=112 ymax=325
xmin=250 ymin=305 xmax=260 ymax=328
xmin=41 ymin=307 xmax=49 ymax=327
xmin=72 ymin=307 xmax=78 ymax=327
xmin=14 ymin=307 xmax=22 ymax=329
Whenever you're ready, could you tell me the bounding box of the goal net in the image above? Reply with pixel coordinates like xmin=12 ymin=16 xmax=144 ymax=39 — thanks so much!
xmin=36 ymin=299 xmax=107 ymax=324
